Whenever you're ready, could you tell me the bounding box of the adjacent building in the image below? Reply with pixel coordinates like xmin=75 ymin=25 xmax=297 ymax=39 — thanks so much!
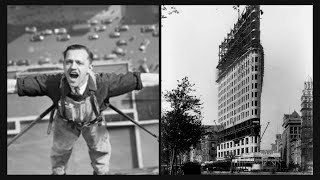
xmin=183 ymin=125 xmax=219 ymax=164
xmin=281 ymin=111 xmax=301 ymax=167
xmin=291 ymin=138 xmax=301 ymax=167
xmin=300 ymin=76 xmax=313 ymax=171
xmin=198 ymin=125 xmax=219 ymax=162
xmin=275 ymin=134 xmax=282 ymax=153
xmin=216 ymin=5 xmax=264 ymax=160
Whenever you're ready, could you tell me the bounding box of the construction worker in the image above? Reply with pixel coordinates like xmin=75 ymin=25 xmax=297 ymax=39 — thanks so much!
xmin=7 ymin=44 xmax=159 ymax=175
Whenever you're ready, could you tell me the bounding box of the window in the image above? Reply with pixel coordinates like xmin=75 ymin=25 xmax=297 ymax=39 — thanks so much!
xmin=255 ymin=83 xmax=258 ymax=89
xmin=255 ymin=57 xmax=258 ymax=62
xmin=245 ymin=147 xmax=248 ymax=153
xmin=246 ymin=138 xmax=249 ymax=144
xmin=241 ymin=148 xmax=244 ymax=153
xmin=255 ymin=109 xmax=258 ymax=115
xmin=255 ymin=101 xmax=258 ymax=106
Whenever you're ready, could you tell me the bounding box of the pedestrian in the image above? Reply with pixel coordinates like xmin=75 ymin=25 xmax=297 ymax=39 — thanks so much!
xmin=7 ymin=44 xmax=159 ymax=175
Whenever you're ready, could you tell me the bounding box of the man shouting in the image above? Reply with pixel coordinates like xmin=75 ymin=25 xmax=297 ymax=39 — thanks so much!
xmin=7 ymin=44 xmax=159 ymax=175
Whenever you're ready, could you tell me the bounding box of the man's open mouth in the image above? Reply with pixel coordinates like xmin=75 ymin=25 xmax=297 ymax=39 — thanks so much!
xmin=69 ymin=72 xmax=79 ymax=79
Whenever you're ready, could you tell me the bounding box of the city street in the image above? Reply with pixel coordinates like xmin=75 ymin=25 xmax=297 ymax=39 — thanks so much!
xmin=201 ymin=170 xmax=312 ymax=175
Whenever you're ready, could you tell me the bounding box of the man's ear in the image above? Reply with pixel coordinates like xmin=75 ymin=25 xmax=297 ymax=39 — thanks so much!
xmin=89 ymin=64 xmax=93 ymax=70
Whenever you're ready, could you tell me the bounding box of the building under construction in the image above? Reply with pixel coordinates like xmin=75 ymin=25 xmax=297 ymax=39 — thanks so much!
xmin=216 ymin=5 xmax=264 ymax=161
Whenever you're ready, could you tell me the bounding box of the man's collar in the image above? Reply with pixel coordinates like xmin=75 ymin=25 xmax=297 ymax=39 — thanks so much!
xmin=61 ymin=73 xmax=97 ymax=95
xmin=87 ymin=73 xmax=97 ymax=91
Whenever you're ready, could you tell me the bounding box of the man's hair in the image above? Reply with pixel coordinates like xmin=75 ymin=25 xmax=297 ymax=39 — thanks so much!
xmin=63 ymin=44 xmax=93 ymax=63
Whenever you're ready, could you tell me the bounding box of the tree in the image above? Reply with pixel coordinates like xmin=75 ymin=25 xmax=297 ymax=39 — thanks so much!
xmin=161 ymin=77 xmax=205 ymax=175
xmin=161 ymin=5 xmax=180 ymax=27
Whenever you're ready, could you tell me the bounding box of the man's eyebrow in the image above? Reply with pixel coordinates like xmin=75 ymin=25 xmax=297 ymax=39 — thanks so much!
xmin=65 ymin=59 xmax=82 ymax=62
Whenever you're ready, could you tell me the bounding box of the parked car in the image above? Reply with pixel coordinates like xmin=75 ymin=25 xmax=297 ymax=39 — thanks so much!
xmin=140 ymin=25 xmax=156 ymax=33
xmin=112 ymin=47 xmax=126 ymax=56
xmin=56 ymin=34 xmax=71 ymax=41
xmin=88 ymin=34 xmax=99 ymax=40
xmin=139 ymin=39 xmax=150 ymax=52
xmin=38 ymin=57 xmax=51 ymax=65
xmin=25 ymin=26 xmax=37 ymax=33
xmin=30 ymin=34 xmax=44 ymax=42
xmin=94 ymin=25 xmax=107 ymax=32
xmin=109 ymin=31 xmax=120 ymax=38
xmin=115 ymin=25 xmax=129 ymax=32
xmin=88 ymin=19 xmax=99 ymax=26
xmin=129 ymin=36 xmax=136 ymax=42
xmin=103 ymin=53 xmax=118 ymax=60
xmin=54 ymin=28 xmax=67 ymax=35
xmin=41 ymin=29 xmax=53 ymax=36
xmin=7 ymin=60 xmax=15 ymax=66
xmin=16 ymin=59 xmax=30 ymax=66
xmin=116 ymin=39 xmax=127 ymax=46
xmin=92 ymin=53 xmax=100 ymax=61
xmin=152 ymin=30 xmax=159 ymax=37
xmin=101 ymin=18 xmax=113 ymax=25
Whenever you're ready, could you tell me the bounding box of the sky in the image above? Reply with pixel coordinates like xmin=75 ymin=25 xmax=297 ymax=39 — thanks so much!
xmin=161 ymin=5 xmax=313 ymax=150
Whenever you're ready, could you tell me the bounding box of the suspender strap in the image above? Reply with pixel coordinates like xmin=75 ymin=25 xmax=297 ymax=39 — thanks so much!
xmin=90 ymin=91 xmax=100 ymax=118
xmin=47 ymin=107 xmax=56 ymax=135
xmin=61 ymin=95 xmax=67 ymax=119
xmin=60 ymin=75 xmax=67 ymax=119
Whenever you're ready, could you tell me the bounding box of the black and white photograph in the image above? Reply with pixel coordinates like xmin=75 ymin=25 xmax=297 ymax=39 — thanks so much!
xmin=161 ymin=5 xmax=313 ymax=175
xmin=7 ymin=5 xmax=159 ymax=175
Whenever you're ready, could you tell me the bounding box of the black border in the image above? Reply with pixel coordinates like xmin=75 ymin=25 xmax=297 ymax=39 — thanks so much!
xmin=2 ymin=0 xmax=320 ymax=178
xmin=1 ymin=0 xmax=7 ymax=176
xmin=313 ymin=1 xmax=320 ymax=176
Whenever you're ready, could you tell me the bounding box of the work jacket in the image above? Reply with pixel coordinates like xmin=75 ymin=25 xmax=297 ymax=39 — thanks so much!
xmin=17 ymin=72 xmax=143 ymax=113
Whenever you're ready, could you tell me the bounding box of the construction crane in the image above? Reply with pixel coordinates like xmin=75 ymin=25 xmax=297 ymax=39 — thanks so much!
xmin=260 ymin=121 xmax=270 ymax=143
